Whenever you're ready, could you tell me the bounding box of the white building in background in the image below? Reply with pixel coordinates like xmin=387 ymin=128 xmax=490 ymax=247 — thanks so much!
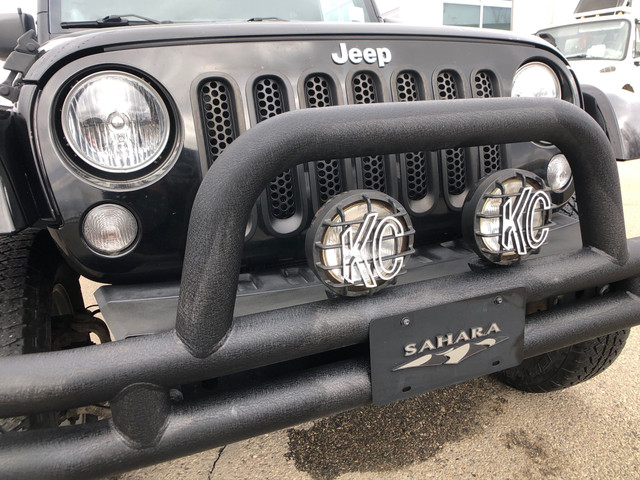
xmin=376 ymin=0 xmax=580 ymax=35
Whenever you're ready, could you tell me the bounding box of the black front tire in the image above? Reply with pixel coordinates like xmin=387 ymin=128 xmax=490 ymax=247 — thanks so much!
xmin=498 ymin=198 xmax=629 ymax=392
xmin=0 ymin=229 xmax=84 ymax=432
xmin=497 ymin=330 xmax=630 ymax=393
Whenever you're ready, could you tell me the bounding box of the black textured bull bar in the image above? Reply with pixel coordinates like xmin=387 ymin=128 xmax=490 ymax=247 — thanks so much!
xmin=2 ymin=98 xmax=640 ymax=479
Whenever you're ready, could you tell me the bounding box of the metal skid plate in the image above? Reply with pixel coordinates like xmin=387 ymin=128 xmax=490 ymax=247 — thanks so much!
xmin=370 ymin=289 xmax=525 ymax=405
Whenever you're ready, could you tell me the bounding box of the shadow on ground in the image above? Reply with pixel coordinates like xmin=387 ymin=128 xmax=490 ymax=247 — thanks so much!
xmin=286 ymin=376 xmax=509 ymax=480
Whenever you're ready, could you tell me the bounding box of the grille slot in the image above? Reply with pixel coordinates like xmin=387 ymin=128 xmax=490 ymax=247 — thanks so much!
xmin=436 ymin=70 xmax=467 ymax=196
xmin=474 ymin=71 xmax=494 ymax=98
xmin=305 ymin=74 xmax=333 ymax=108
xmin=405 ymin=151 xmax=428 ymax=200
xmin=267 ymin=170 xmax=296 ymax=220
xmin=444 ymin=148 xmax=466 ymax=196
xmin=304 ymin=74 xmax=343 ymax=205
xmin=481 ymin=145 xmax=502 ymax=175
xmin=200 ymin=79 xmax=238 ymax=166
xmin=474 ymin=71 xmax=502 ymax=176
xmin=255 ymin=77 xmax=285 ymax=121
xmin=352 ymin=72 xmax=378 ymax=104
xmin=352 ymin=72 xmax=386 ymax=193
xmin=254 ymin=76 xmax=296 ymax=220
xmin=395 ymin=71 xmax=428 ymax=201
xmin=396 ymin=71 xmax=420 ymax=102
xmin=436 ymin=71 xmax=459 ymax=100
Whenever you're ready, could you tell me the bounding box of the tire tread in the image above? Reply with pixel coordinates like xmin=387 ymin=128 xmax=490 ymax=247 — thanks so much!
xmin=0 ymin=229 xmax=57 ymax=432
xmin=498 ymin=330 xmax=630 ymax=393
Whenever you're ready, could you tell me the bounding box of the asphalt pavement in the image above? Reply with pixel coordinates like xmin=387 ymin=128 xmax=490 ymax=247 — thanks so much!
xmin=88 ymin=160 xmax=640 ymax=480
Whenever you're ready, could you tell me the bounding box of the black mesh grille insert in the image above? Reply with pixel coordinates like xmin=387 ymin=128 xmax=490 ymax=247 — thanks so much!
xmin=305 ymin=74 xmax=343 ymax=205
xmin=352 ymin=72 xmax=385 ymax=192
xmin=436 ymin=71 xmax=459 ymax=100
xmin=396 ymin=71 xmax=420 ymax=102
xmin=444 ymin=148 xmax=466 ymax=196
xmin=436 ymin=70 xmax=466 ymax=196
xmin=200 ymin=79 xmax=237 ymax=165
xmin=267 ymin=170 xmax=296 ymax=220
xmin=474 ymin=71 xmax=501 ymax=176
xmin=405 ymin=151 xmax=428 ymax=200
xmin=352 ymin=72 xmax=378 ymax=104
xmin=255 ymin=77 xmax=284 ymax=121
xmin=305 ymin=75 xmax=333 ymax=108
xmin=474 ymin=71 xmax=494 ymax=98
xmin=254 ymin=76 xmax=296 ymax=220
xmin=481 ymin=145 xmax=502 ymax=175
xmin=316 ymin=159 xmax=342 ymax=202
xmin=395 ymin=71 xmax=428 ymax=201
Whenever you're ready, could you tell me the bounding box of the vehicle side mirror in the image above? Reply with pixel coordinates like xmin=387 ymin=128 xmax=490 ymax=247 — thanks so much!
xmin=0 ymin=10 xmax=35 ymax=61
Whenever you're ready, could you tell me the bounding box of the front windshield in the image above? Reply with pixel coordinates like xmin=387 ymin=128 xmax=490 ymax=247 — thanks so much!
xmin=539 ymin=19 xmax=630 ymax=61
xmin=59 ymin=0 xmax=372 ymax=23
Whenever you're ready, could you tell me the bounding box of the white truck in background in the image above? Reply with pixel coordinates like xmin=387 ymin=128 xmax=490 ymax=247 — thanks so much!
xmin=537 ymin=0 xmax=640 ymax=159
xmin=537 ymin=0 xmax=640 ymax=93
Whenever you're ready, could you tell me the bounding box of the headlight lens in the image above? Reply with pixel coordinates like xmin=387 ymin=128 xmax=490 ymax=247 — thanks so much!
xmin=62 ymin=71 xmax=170 ymax=173
xmin=82 ymin=204 xmax=138 ymax=255
xmin=547 ymin=154 xmax=572 ymax=192
xmin=512 ymin=62 xmax=561 ymax=99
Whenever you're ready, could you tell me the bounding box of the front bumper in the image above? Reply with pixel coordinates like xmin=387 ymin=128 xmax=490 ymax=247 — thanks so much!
xmin=2 ymin=98 xmax=640 ymax=479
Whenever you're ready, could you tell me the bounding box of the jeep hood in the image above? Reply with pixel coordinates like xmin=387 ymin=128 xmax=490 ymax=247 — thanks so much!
xmin=26 ymin=22 xmax=564 ymax=82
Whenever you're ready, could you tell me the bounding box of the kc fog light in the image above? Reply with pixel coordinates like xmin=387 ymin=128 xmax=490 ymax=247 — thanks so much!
xmin=462 ymin=170 xmax=553 ymax=266
xmin=306 ymin=190 xmax=414 ymax=297
xmin=82 ymin=204 xmax=138 ymax=255
xmin=547 ymin=154 xmax=572 ymax=192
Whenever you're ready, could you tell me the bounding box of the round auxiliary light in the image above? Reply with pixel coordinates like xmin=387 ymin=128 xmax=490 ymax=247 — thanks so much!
xmin=82 ymin=204 xmax=138 ymax=255
xmin=462 ymin=170 xmax=553 ymax=266
xmin=547 ymin=154 xmax=572 ymax=192
xmin=306 ymin=190 xmax=414 ymax=297
xmin=62 ymin=71 xmax=170 ymax=173
xmin=511 ymin=62 xmax=561 ymax=99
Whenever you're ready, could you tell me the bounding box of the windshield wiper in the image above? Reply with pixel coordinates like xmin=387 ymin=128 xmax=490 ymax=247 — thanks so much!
xmin=61 ymin=14 xmax=168 ymax=29
xmin=246 ymin=17 xmax=289 ymax=22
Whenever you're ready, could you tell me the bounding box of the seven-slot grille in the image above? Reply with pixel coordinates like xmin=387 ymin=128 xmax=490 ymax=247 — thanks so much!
xmin=199 ymin=66 xmax=500 ymax=235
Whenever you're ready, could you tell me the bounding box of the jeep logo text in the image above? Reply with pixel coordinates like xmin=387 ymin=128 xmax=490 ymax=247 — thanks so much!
xmin=331 ymin=43 xmax=392 ymax=67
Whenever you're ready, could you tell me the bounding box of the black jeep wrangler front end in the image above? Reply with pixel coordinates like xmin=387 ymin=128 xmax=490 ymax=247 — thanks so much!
xmin=0 ymin=1 xmax=639 ymax=478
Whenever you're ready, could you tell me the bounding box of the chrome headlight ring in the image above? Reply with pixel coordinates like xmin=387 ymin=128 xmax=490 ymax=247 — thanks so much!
xmin=58 ymin=69 xmax=177 ymax=189
xmin=511 ymin=62 xmax=562 ymax=100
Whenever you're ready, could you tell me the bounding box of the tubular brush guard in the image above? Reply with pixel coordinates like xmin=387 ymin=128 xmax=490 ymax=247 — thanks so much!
xmin=2 ymin=98 xmax=640 ymax=479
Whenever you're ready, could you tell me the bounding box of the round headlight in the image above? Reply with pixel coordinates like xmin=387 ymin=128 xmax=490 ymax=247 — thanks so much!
xmin=82 ymin=204 xmax=138 ymax=255
xmin=512 ymin=62 xmax=561 ymax=99
xmin=62 ymin=71 xmax=170 ymax=173
xmin=547 ymin=154 xmax=572 ymax=192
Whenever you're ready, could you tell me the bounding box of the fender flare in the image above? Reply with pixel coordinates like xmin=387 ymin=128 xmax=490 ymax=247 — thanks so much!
xmin=582 ymin=84 xmax=640 ymax=160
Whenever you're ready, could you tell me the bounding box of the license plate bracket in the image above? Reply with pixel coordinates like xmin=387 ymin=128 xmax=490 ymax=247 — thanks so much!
xmin=369 ymin=288 xmax=525 ymax=406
